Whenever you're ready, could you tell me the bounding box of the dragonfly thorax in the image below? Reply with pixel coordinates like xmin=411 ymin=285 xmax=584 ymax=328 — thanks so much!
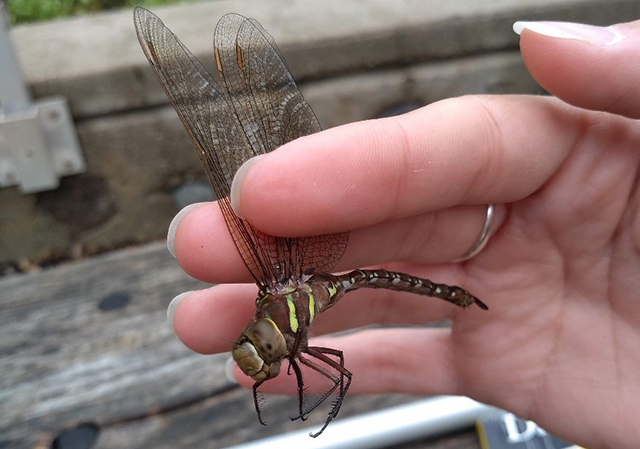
xmin=232 ymin=318 xmax=286 ymax=382
xmin=233 ymin=275 xmax=344 ymax=382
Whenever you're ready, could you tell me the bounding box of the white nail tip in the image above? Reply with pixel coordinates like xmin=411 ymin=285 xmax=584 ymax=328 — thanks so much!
xmin=167 ymin=291 xmax=192 ymax=332
xmin=606 ymin=27 xmax=624 ymax=47
xmin=167 ymin=203 xmax=202 ymax=257
xmin=513 ymin=21 xmax=576 ymax=39
xmin=230 ymin=155 xmax=264 ymax=218
xmin=512 ymin=21 xmax=526 ymax=35
xmin=512 ymin=21 xmax=624 ymax=47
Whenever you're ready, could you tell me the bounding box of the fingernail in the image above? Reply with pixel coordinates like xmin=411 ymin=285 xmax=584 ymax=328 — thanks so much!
xmin=167 ymin=203 xmax=202 ymax=257
xmin=230 ymin=155 xmax=264 ymax=218
xmin=225 ymin=357 xmax=239 ymax=384
xmin=167 ymin=291 xmax=192 ymax=333
xmin=513 ymin=21 xmax=624 ymax=46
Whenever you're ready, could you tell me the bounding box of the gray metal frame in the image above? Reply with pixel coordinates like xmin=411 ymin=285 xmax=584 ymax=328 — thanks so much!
xmin=0 ymin=2 xmax=84 ymax=193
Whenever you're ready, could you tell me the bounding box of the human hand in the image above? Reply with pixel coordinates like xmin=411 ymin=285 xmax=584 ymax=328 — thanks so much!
xmin=168 ymin=20 xmax=640 ymax=449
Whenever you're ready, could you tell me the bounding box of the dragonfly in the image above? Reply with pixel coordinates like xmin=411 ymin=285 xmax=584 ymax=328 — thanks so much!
xmin=134 ymin=7 xmax=488 ymax=437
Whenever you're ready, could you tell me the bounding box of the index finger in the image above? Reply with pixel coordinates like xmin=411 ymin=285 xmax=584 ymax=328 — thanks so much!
xmin=232 ymin=95 xmax=580 ymax=236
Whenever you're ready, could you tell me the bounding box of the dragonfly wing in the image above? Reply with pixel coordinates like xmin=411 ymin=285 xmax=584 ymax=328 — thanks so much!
xmin=135 ymin=8 xmax=348 ymax=288
xmin=214 ymin=14 xmax=348 ymax=280
xmin=135 ymin=8 xmax=279 ymax=287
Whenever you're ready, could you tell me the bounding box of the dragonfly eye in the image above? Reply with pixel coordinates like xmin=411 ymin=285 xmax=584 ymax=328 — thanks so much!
xmin=232 ymin=318 xmax=286 ymax=381
xmin=244 ymin=318 xmax=287 ymax=363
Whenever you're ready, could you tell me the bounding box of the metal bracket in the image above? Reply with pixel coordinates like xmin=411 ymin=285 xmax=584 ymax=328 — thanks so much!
xmin=0 ymin=98 xmax=84 ymax=193
xmin=0 ymin=2 xmax=85 ymax=193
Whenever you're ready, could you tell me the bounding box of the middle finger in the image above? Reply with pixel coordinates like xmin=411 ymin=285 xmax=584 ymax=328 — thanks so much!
xmin=171 ymin=201 xmax=506 ymax=284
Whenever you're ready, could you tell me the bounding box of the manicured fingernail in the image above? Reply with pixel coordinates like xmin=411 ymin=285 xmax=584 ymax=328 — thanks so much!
xmin=167 ymin=291 xmax=192 ymax=333
xmin=167 ymin=203 xmax=202 ymax=257
xmin=230 ymin=155 xmax=264 ymax=218
xmin=513 ymin=21 xmax=624 ymax=46
xmin=225 ymin=357 xmax=239 ymax=384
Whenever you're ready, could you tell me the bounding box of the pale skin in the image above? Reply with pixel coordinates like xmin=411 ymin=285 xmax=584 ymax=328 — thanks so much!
xmin=169 ymin=20 xmax=640 ymax=449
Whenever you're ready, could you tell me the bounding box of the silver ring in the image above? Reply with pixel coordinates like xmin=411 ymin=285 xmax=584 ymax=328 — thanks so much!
xmin=454 ymin=203 xmax=495 ymax=262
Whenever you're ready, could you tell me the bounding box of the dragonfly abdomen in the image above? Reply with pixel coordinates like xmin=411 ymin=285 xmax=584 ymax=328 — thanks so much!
xmin=337 ymin=269 xmax=488 ymax=310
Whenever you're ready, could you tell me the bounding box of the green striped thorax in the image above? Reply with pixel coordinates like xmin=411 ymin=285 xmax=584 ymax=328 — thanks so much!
xmin=232 ymin=274 xmax=345 ymax=382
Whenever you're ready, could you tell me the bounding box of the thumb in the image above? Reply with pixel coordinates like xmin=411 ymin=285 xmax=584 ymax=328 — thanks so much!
xmin=515 ymin=20 xmax=640 ymax=119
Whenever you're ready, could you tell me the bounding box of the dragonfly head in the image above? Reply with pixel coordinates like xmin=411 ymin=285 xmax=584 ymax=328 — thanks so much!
xmin=232 ymin=318 xmax=286 ymax=382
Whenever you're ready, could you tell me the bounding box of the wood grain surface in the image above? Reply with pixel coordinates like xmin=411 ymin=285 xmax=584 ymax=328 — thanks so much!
xmin=0 ymin=242 xmax=480 ymax=449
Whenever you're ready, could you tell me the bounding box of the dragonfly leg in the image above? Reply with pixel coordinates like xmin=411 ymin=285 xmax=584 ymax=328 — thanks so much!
xmin=252 ymin=380 xmax=267 ymax=426
xmin=308 ymin=347 xmax=351 ymax=425
xmin=288 ymin=358 xmax=308 ymax=421
xmin=296 ymin=346 xmax=352 ymax=437
xmin=289 ymin=353 xmax=336 ymax=421
xmin=287 ymin=330 xmax=304 ymax=376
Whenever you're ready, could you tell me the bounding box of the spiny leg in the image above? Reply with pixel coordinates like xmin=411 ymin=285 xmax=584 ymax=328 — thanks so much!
xmin=297 ymin=346 xmax=352 ymax=437
xmin=308 ymin=347 xmax=351 ymax=423
xmin=289 ymin=352 xmax=341 ymax=421
xmin=288 ymin=358 xmax=308 ymax=421
xmin=252 ymin=380 xmax=267 ymax=426
xmin=304 ymin=348 xmax=352 ymax=437
xmin=287 ymin=330 xmax=304 ymax=376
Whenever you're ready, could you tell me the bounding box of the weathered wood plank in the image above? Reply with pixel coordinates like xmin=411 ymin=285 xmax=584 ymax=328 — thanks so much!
xmin=97 ymin=390 xmax=397 ymax=448
xmin=0 ymin=242 xmax=222 ymax=446
xmin=1 ymin=242 xmax=482 ymax=448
